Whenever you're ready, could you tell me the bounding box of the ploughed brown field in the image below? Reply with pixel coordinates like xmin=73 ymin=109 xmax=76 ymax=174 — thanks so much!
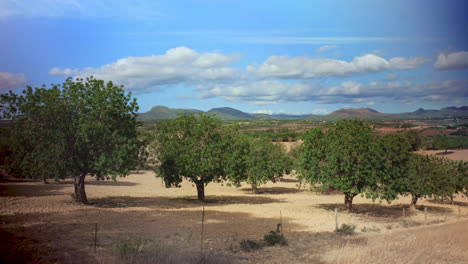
xmin=1 ymin=149 xmax=467 ymax=263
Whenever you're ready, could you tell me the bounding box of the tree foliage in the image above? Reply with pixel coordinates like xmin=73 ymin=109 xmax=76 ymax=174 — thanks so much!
xmin=0 ymin=77 xmax=140 ymax=203
xmin=298 ymin=120 xmax=381 ymax=210
xmin=153 ymin=113 xmax=230 ymax=201
xmin=432 ymin=133 xmax=451 ymax=153
xmin=226 ymin=135 xmax=292 ymax=193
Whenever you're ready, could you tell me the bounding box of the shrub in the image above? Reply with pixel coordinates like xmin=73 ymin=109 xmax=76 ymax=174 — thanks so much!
xmin=264 ymin=231 xmax=288 ymax=246
xmin=239 ymin=240 xmax=263 ymax=252
xmin=337 ymin=224 xmax=356 ymax=235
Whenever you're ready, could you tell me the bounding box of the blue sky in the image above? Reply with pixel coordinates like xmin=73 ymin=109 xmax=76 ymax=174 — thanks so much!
xmin=1 ymin=0 xmax=467 ymax=115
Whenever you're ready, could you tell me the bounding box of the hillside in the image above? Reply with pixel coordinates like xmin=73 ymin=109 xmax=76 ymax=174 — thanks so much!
xmin=137 ymin=105 xmax=468 ymax=121
xmin=137 ymin=106 xmax=203 ymax=121
xmin=206 ymin=107 xmax=254 ymax=120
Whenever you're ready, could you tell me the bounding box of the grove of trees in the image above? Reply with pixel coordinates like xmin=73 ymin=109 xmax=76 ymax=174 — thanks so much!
xmin=0 ymin=77 xmax=466 ymax=209
xmin=298 ymin=119 xmax=467 ymax=210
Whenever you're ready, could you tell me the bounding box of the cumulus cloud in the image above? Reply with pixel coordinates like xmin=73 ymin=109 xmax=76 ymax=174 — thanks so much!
xmin=0 ymin=72 xmax=27 ymax=91
xmin=249 ymin=54 xmax=428 ymax=79
xmin=367 ymin=101 xmax=376 ymax=106
xmin=386 ymin=73 xmax=398 ymax=80
xmin=253 ymin=110 xmax=273 ymax=115
xmin=50 ymin=47 xmax=240 ymax=91
xmin=198 ymin=79 xmax=467 ymax=105
xmin=317 ymin=45 xmax=337 ymax=52
xmin=434 ymin=51 xmax=468 ymax=70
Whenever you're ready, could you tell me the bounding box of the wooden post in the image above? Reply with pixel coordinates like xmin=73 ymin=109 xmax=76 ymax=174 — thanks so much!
xmin=424 ymin=207 xmax=427 ymax=223
xmin=335 ymin=208 xmax=338 ymax=232
xmin=458 ymin=206 xmax=461 ymax=217
xmin=403 ymin=208 xmax=406 ymax=218
xmin=280 ymin=210 xmax=283 ymax=233
xmin=200 ymin=205 xmax=205 ymax=252
xmin=94 ymin=223 xmax=98 ymax=253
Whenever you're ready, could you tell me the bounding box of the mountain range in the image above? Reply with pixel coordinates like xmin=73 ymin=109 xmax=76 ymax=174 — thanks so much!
xmin=137 ymin=106 xmax=468 ymax=121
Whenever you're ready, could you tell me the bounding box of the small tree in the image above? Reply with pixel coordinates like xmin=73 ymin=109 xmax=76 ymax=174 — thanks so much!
xmin=433 ymin=133 xmax=450 ymax=153
xmin=1 ymin=77 xmax=140 ymax=203
xmin=404 ymin=154 xmax=459 ymax=208
xmin=226 ymin=135 xmax=292 ymax=193
xmin=298 ymin=120 xmax=381 ymax=210
xmin=153 ymin=114 xmax=229 ymax=201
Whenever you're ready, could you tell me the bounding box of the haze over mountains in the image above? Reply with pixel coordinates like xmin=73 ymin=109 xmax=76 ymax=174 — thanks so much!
xmin=138 ymin=106 xmax=468 ymax=121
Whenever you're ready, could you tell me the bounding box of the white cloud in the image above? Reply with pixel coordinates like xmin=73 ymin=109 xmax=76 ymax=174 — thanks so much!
xmin=317 ymin=45 xmax=337 ymax=52
xmin=386 ymin=73 xmax=398 ymax=80
xmin=253 ymin=110 xmax=273 ymax=115
xmin=50 ymin=47 xmax=240 ymax=91
xmin=388 ymin=57 xmax=430 ymax=70
xmin=198 ymin=79 xmax=467 ymax=105
xmin=434 ymin=51 xmax=468 ymax=70
xmin=311 ymin=108 xmax=329 ymax=115
xmin=367 ymin=101 xmax=376 ymax=106
xmin=250 ymin=54 xmax=428 ymax=79
xmin=0 ymin=72 xmax=27 ymax=91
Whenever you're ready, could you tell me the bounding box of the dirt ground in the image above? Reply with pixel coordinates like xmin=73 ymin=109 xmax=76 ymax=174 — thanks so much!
xmin=1 ymin=150 xmax=468 ymax=263
xmin=417 ymin=149 xmax=468 ymax=161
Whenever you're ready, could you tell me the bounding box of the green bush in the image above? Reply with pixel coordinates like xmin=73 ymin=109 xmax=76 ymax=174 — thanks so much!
xmin=337 ymin=224 xmax=356 ymax=235
xmin=263 ymin=231 xmax=287 ymax=246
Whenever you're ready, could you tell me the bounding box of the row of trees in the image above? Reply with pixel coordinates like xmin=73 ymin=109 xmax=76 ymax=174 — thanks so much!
xmin=1 ymin=77 xmax=466 ymax=208
xmin=298 ymin=119 xmax=467 ymax=210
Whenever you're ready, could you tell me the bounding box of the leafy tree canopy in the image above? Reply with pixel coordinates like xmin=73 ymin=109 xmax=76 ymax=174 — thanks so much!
xmin=0 ymin=77 xmax=140 ymax=203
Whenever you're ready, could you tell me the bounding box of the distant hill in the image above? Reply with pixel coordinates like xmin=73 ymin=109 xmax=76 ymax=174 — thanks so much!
xmin=325 ymin=108 xmax=391 ymax=119
xmin=138 ymin=105 xmax=468 ymax=121
xmin=206 ymin=107 xmax=254 ymax=120
xmin=138 ymin=106 xmax=202 ymax=121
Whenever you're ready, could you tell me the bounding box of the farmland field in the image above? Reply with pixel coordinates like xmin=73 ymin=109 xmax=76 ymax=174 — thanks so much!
xmin=1 ymin=149 xmax=468 ymax=264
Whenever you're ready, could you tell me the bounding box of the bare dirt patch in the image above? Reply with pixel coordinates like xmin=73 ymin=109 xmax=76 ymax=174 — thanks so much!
xmin=416 ymin=149 xmax=468 ymax=161
xmin=1 ymin=171 xmax=467 ymax=263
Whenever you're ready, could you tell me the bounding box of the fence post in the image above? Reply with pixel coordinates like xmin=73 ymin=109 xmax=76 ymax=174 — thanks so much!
xmin=403 ymin=208 xmax=405 ymax=218
xmin=335 ymin=208 xmax=338 ymax=232
xmin=94 ymin=223 xmax=98 ymax=253
xmin=200 ymin=205 xmax=205 ymax=252
xmin=424 ymin=207 xmax=427 ymax=223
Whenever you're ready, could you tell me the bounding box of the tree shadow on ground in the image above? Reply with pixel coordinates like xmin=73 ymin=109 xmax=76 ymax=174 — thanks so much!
xmin=317 ymin=203 xmax=453 ymax=220
xmin=240 ymin=187 xmax=302 ymax=195
xmin=278 ymin=178 xmax=299 ymax=183
xmin=0 ymin=206 xmax=308 ymax=263
xmin=428 ymin=199 xmax=468 ymax=207
xmin=0 ymin=182 xmax=68 ymax=197
xmin=91 ymin=195 xmax=284 ymax=209
xmin=56 ymin=179 xmax=139 ymax=186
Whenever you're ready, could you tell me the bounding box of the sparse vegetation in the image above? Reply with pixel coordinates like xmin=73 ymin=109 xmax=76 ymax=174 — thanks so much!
xmin=336 ymin=224 xmax=356 ymax=235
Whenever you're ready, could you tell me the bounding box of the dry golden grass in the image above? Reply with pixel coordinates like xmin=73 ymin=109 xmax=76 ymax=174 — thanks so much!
xmin=323 ymin=220 xmax=468 ymax=264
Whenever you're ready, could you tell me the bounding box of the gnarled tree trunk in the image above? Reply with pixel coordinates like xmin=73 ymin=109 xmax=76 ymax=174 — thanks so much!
xmin=410 ymin=195 xmax=418 ymax=209
xmin=344 ymin=193 xmax=356 ymax=211
xmin=74 ymin=173 xmax=88 ymax=204
xmin=251 ymin=183 xmax=258 ymax=194
xmin=195 ymin=181 xmax=205 ymax=201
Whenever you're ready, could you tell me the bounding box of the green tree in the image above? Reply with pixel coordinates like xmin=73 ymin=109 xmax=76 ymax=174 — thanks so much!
xmin=404 ymin=154 xmax=459 ymax=208
xmin=298 ymin=120 xmax=381 ymax=210
xmin=373 ymin=133 xmax=412 ymax=202
xmin=153 ymin=114 xmax=229 ymax=201
xmin=433 ymin=133 xmax=450 ymax=153
xmin=0 ymin=77 xmax=140 ymax=204
xmin=226 ymin=135 xmax=292 ymax=193
xmin=398 ymin=129 xmax=423 ymax=151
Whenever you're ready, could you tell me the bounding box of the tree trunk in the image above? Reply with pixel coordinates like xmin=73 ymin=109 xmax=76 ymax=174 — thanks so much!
xmin=74 ymin=173 xmax=88 ymax=204
xmin=410 ymin=195 xmax=418 ymax=209
xmin=195 ymin=181 xmax=205 ymax=201
xmin=344 ymin=194 xmax=355 ymax=211
xmin=251 ymin=183 xmax=258 ymax=194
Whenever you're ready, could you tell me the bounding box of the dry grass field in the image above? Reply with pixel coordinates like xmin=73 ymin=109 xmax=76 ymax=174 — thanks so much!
xmin=1 ymin=149 xmax=467 ymax=263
